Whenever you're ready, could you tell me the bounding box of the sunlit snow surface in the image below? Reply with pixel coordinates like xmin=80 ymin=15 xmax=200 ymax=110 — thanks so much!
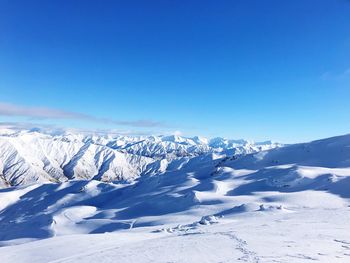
xmin=0 ymin=129 xmax=281 ymax=187
xmin=0 ymin=133 xmax=350 ymax=262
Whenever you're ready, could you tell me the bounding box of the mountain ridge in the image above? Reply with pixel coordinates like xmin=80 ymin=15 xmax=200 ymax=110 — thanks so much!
xmin=0 ymin=129 xmax=281 ymax=188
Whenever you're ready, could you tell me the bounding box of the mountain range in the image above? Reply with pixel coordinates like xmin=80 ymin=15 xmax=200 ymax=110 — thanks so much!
xmin=0 ymin=129 xmax=281 ymax=188
xmin=1 ymin=131 xmax=349 ymax=262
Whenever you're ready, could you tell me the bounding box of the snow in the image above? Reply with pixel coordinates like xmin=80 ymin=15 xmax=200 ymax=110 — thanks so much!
xmin=1 ymin=206 xmax=350 ymax=262
xmin=0 ymin=132 xmax=349 ymax=262
xmin=0 ymin=128 xmax=281 ymax=187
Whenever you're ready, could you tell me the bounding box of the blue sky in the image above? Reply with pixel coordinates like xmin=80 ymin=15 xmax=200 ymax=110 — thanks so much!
xmin=0 ymin=0 xmax=349 ymax=142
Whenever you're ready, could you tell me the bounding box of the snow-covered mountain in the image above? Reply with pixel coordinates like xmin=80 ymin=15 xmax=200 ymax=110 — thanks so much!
xmin=0 ymin=133 xmax=350 ymax=262
xmin=0 ymin=129 xmax=281 ymax=188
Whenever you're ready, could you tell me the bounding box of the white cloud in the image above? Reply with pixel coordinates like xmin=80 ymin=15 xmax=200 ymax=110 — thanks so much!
xmin=173 ymin=130 xmax=183 ymax=136
xmin=0 ymin=102 xmax=164 ymax=128
xmin=0 ymin=121 xmax=162 ymax=137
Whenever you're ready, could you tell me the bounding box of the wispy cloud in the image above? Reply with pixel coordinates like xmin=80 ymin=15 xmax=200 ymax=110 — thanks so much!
xmin=0 ymin=121 xmax=59 ymax=130
xmin=321 ymin=68 xmax=350 ymax=81
xmin=0 ymin=102 xmax=89 ymax=119
xmin=0 ymin=121 xmax=158 ymax=136
xmin=0 ymin=102 xmax=164 ymax=128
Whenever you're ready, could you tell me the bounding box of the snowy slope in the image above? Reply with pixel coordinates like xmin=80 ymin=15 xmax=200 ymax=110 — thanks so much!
xmin=0 ymin=133 xmax=349 ymax=262
xmin=0 ymin=129 xmax=281 ymax=187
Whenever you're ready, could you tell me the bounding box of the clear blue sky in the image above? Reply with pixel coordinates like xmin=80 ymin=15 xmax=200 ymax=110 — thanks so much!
xmin=0 ymin=0 xmax=349 ymax=142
